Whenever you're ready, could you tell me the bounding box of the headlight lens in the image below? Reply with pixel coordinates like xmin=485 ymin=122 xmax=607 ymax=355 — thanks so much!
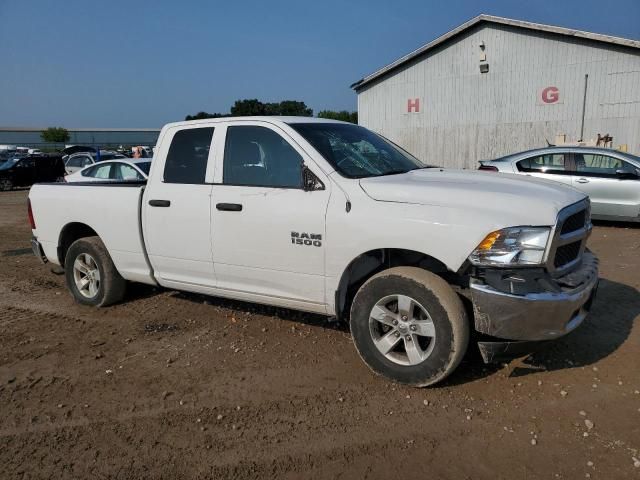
xmin=469 ymin=227 xmax=550 ymax=266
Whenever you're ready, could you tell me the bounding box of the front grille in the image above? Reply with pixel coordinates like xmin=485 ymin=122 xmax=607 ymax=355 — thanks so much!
xmin=548 ymin=200 xmax=590 ymax=274
xmin=560 ymin=209 xmax=586 ymax=234
xmin=554 ymin=241 xmax=581 ymax=268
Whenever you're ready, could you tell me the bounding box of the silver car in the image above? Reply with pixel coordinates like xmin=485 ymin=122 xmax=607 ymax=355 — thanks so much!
xmin=479 ymin=147 xmax=640 ymax=222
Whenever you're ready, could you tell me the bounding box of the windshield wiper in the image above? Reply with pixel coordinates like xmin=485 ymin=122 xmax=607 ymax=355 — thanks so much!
xmin=377 ymin=169 xmax=411 ymax=176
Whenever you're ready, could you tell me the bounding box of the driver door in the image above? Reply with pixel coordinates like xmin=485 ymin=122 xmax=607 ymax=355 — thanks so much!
xmin=210 ymin=121 xmax=331 ymax=311
xmin=570 ymin=153 xmax=640 ymax=219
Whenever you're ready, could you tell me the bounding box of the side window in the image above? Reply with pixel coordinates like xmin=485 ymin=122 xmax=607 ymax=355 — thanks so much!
xmin=223 ymin=126 xmax=303 ymax=188
xmin=18 ymin=159 xmax=35 ymax=168
xmin=84 ymin=164 xmax=111 ymax=179
xmin=114 ymin=163 xmax=142 ymax=181
xmin=81 ymin=165 xmax=96 ymax=177
xmin=164 ymin=127 xmax=214 ymax=184
xmin=517 ymin=154 xmax=566 ymax=174
xmin=66 ymin=157 xmax=81 ymax=167
xmin=573 ymin=154 xmax=634 ymax=177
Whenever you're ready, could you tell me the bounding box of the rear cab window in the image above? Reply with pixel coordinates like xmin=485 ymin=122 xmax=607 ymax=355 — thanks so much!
xmin=163 ymin=127 xmax=214 ymax=184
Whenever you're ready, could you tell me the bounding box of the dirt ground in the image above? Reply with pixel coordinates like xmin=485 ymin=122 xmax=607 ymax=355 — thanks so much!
xmin=1 ymin=189 xmax=639 ymax=479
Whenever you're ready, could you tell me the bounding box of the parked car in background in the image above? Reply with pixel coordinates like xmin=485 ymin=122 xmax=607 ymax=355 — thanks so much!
xmin=65 ymin=159 xmax=151 ymax=183
xmin=63 ymin=145 xmax=97 ymax=157
xmin=0 ymin=150 xmax=19 ymax=162
xmin=479 ymin=147 xmax=640 ymax=222
xmin=0 ymin=155 xmax=66 ymax=191
xmin=64 ymin=151 xmax=127 ymax=174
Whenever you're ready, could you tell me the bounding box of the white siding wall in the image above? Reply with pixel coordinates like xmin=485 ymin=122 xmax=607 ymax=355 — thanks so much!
xmin=357 ymin=24 xmax=640 ymax=169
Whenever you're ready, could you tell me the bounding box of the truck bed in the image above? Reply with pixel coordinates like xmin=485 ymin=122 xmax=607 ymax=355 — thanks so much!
xmin=29 ymin=182 xmax=155 ymax=285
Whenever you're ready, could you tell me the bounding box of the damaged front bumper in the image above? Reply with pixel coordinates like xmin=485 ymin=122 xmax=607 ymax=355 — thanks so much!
xmin=470 ymin=252 xmax=599 ymax=362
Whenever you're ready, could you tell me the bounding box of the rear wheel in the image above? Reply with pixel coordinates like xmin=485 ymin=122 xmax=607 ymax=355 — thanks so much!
xmin=64 ymin=237 xmax=126 ymax=307
xmin=350 ymin=267 xmax=469 ymax=387
xmin=0 ymin=178 xmax=12 ymax=191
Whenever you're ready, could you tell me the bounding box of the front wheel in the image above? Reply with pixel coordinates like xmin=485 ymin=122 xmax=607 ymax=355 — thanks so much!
xmin=64 ymin=236 xmax=126 ymax=307
xmin=350 ymin=267 xmax=469 ymax=387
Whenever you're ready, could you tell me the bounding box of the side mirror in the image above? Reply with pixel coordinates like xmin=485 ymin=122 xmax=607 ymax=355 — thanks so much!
xmin=615 ymin=169 xmax=639 ymax=180
xmin=302 ymin=165 xmax=325 ymax=191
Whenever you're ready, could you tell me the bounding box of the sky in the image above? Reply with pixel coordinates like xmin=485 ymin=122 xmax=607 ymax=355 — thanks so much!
xmin=0 ymin=0 xmax=639 ymax=128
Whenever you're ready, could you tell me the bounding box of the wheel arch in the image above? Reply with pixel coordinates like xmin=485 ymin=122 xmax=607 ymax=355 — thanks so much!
xmin=57 ymin=222 xmax=99 ymax=267
xmin=334 ymin=248 xmax=460 ymax=322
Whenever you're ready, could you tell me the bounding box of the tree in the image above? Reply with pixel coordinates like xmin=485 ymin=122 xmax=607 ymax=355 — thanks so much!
xmin=317 ymin=110 xmax=358 ymax=124
xmin=184 ymin=111 xmax=228 ymax=121
xmin=230 ymin=98 xmax=269 ymax=116
xmin=186 ymin=99 xmax=314 ymax=120
xmin=276 ymin=100 xmax=313 ymax=117
xmin=41 ymin=127 xmax=70 ymax=143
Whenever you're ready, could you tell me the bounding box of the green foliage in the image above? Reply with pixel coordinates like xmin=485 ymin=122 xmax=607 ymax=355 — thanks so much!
xmin=185 ymin=111 xmax=228 ymax=121
xmin=317 ymin=110 xmax=358 ymax=124
xmin=230 ymin=99 xmax=313 ymax=117
xmin=275 ymin=100 xmax=313 ymax=117
xmin=230 ymin=99 xmax=269 ymax=116
xmin=185 ymin=99 xmax=313 ymax=121
xmin=40 ymin=127 xmax=70 ymax=143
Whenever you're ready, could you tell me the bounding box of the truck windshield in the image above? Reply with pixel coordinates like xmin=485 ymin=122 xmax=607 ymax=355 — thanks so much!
xmin=289 ymin=123 xmax=427 ymax=178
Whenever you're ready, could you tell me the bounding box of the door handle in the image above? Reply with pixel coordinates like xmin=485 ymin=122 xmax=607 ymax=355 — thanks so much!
xmin=149 ymin=199 xmax=171 ymax=207
xmin=575 ymin=178 xmax=590 ymax=184
xmin=216 ymin=203 xmax=243 ymax=212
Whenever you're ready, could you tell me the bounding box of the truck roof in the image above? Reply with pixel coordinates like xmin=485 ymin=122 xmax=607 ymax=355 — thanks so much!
xmin=164 ymin=116 xmax=349 ymax=129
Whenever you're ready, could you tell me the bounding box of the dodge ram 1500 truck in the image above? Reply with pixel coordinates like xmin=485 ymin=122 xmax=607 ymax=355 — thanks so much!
xmin=28 ymin=117 xmax=599 ymax=386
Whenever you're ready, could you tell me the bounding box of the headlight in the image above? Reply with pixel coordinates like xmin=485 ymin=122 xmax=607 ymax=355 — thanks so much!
xmin=469 ymin=227 xmax=550 ymax=266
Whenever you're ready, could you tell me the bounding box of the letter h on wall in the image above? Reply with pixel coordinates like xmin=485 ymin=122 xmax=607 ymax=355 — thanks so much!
xmin=407 ymin=98 xmax=420 ymax=113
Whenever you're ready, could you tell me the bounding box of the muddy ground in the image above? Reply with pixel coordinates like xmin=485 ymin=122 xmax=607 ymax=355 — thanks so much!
xmin=1 ymin=189 xmax=639 ymax=479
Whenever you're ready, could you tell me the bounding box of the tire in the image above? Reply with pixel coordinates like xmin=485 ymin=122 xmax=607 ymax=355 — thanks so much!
xmin=0 ymin=178 xmax=12 ymax=191
xmin=64 ymin=236 xmax=126 ymax=307
xmin=350 ymin=267 xmax=469 ymax=387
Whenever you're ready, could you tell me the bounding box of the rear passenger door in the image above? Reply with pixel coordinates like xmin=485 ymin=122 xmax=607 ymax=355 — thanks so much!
xmin=569 ymin=152 xmax=640 ymax=219
xmin=143 ymin=125 xmax=217 ymax=289
xmin=515 ymin=153 xmax=572 ymax=187
xmin=210 ymin=121 xmax=330 ymax=311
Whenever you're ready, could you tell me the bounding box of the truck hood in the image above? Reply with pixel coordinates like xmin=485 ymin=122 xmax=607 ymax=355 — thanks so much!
xmin=359 ymin=168 xmax=586 ymax=226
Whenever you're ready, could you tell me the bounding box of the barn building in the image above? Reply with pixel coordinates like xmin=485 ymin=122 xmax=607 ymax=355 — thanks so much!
xmin=351 ymin=15 xmax=640 ymax=169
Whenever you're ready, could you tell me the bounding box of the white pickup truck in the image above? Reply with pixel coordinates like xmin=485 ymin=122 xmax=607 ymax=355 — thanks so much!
xmin=28 ymin=117 xmax=599 ymax=386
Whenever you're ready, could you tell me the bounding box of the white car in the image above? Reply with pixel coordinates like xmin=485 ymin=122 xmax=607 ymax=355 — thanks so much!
xmin=28 ymin=117 xmax=598 ymax=387
xmin=64 ymin=151 xmax=127 ymax=175
xmin=65 ymin=159 xmax=151 ymax=183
